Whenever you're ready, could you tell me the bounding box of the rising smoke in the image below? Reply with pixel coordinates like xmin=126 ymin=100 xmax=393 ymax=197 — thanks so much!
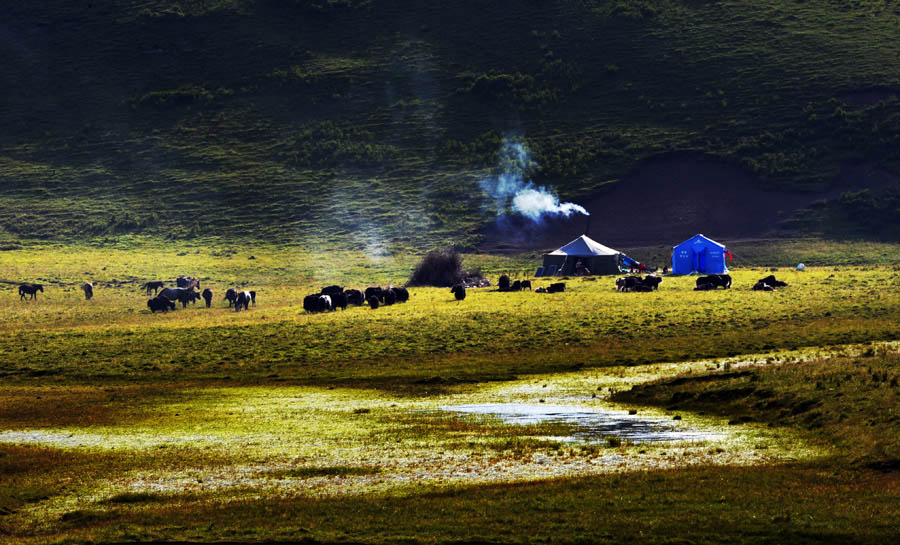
xmin=480 ymin=138 xmax=589 ymax=220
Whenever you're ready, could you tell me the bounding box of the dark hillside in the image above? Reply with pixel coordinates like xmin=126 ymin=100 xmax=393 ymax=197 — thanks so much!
xmin=2 ymin=0 xmax=900 ymax=249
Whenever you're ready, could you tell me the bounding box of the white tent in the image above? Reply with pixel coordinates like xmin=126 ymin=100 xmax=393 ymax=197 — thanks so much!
xmin=542 ymin=235 xmax=624 ymax=275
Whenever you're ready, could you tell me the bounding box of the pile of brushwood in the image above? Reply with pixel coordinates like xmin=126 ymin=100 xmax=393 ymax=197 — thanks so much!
xmin=407 ymin=250 xmax=488 ymax=288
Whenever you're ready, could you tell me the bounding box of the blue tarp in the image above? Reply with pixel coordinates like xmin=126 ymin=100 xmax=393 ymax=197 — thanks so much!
xmin=672 ymin=234 xmax=729 ymax=275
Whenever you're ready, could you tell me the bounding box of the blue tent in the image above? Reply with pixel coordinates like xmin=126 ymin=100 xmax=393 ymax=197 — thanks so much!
xmin=672 ymin=234 xmax=729 ymax=275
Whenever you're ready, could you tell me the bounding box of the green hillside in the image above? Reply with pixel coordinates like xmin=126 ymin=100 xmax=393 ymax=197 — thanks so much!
xmin=2 ymin=0 xmax=900 ymax=249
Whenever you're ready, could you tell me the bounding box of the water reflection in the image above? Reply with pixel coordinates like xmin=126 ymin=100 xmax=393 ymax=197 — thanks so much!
xmin=443 ymin=403 xmax=724 ymax=443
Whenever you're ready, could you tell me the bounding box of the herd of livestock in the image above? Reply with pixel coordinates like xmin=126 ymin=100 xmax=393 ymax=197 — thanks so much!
xmin=13 ymin=272 xmax=790 ymax=313
xmin=139 ymin=276 xmax=257 ymax=313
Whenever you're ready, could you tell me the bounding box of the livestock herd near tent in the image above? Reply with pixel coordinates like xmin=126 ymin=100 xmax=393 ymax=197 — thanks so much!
xmin=540 ymin=233 xmax=734 ymax=277
xmin=13 ymin=233 xmax=790 ymax=312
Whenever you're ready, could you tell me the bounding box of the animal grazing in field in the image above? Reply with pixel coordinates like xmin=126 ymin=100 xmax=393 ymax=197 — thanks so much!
xmin=81 ymin=282 xmax=93 ymax=300
xmin=631 ymin=283 xmax=653 ymax=292
xmin=177 ymin=276 xmax=200 ymax=290
xmin=141 ymin=281 xmax=165 ymax=295
xmin=547 ymin=282 xmax=566 ymax=293
xmin=147 ymin=296 xmax=176 ymax=313
xmin=365 ymin=286 xmax=384 ymax=302
xmin=382 ymin=289 xmax=397 ymax=306
xmin=344 ymin=289 xmax=365 ymax=306
xmin=641 ymin=275 xmax=662 ymax=290
xmin=367 ymin=295 xmax=380 ymax=309
xmin=304 ymin=294 xmax=331 ymax=313
xmin=520 ymin=280 xmax=532 ymax=291
xmin=158 ymin=287 xmax=199 ymax=308
xmin=224 ymin=288 xmax=238 ymax=307
xmin=758 ymin=275 xmax=787 ymax=288
xmin=18 ymin=283 xmax=43 ymax=301
xmin=451 ymin=284 xmax=466 ymax=301
xmin=535 ymin=287 xmax=547 ymax=293
xmin=752 ymin=281 xmax=776 ymax=291
xmin=696 ymin=274 xmax=731 ymax=290
xmin=234 ymin=290 xmax=253 ymax=311
xmin=321 ymin=285 xmax=344 ymax=297
xmin=510 ymin=280 xmax=522 ymax=291
xmin=391 ymin=286 xmax=410 ymax=302
xmin=202 ymin=288 xmax=213 ymax=308
xmin=498 ymin=275 xmax=511 ymax=291
xmin=249 ymin=290 xmax=256 ymax=305
xmin=330 ymin=291 xmax=348 ymax=310
xmin=615 ymin=276 xmax=641 ymax=292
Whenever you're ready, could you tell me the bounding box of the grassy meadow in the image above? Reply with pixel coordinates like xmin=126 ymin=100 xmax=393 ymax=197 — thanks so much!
xmin=1 ymin=241 xmax=899 ymax=543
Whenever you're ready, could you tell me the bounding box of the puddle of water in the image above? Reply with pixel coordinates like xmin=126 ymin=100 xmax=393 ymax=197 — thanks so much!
xmin=442 ymin=403 xmax=724 ymax=443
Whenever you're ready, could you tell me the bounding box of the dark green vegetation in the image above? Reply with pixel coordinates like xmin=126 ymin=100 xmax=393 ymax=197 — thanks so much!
xmin=3 ymin=0 xmax=900 ymax=249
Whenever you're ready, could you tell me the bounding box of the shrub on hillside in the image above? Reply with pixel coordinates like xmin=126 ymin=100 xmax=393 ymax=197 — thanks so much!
xmin=407 ymin=249 xmax=491 ymax=288
xmin=407 ymin=250 xmax=465 ymax=287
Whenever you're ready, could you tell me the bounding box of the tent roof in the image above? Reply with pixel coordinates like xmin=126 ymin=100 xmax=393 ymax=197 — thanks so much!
xmin=674 ymin=233 xmax=726 ymax=250
xmin=547 ymin=235 xmax=620 ymax=256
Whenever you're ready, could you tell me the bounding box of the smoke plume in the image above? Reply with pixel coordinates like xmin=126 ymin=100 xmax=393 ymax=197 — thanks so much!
xmin=480 ymin=138 xmax=589 ymax=220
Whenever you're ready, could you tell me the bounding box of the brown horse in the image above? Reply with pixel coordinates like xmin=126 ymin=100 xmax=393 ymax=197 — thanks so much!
xmin=19 ymin=283 xmax=43 ymax=301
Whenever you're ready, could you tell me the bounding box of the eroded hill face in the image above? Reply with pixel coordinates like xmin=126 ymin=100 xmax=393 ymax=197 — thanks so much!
xmin=2 ymin=1 xmax=900 ymax=248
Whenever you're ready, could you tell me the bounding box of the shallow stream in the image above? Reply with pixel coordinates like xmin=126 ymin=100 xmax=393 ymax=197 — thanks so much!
xmin=442 ymin=403 xmax=725 ymax=443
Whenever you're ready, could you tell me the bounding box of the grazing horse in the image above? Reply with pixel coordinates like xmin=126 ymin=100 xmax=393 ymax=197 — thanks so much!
xmin=201 ymin=288 xmax=213 ymax=308
xmin=19 ymin=283 xmax=43 ymax=301
xmin=140 ymin=281 xmax=165 ymax=295
xmin=224 ymin=288 xmax=237 ymax=307
xmin=177 ymin=276 xmax=200 ymax=290
xmin=158 ymin=287 xmax=198 ymax=308
xmin=81 ymin=282 xmax=93 ymax=300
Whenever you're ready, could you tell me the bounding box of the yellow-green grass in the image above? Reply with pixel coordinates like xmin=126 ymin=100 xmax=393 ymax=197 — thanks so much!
xmin=1 ymin=345 xmax=896 ymax=544
xmin=2 ymin=245 xmax=900 ymax=543
xmin=1 ymin=244 xmax=899 ymax=385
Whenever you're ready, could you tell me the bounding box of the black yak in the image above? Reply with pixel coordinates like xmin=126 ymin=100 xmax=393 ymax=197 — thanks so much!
xmin=451 ymin=284 xmax=467 ymax=301
xmin=147 ymin=296 xmax=176 ymax=313
xmin=759 ymin=275 xmax=788 ymax=288
xmin=202 ymin=288 xmax=213 ymax=308
xmin=365 ymin=286 xmax=383 ymax=302
xmin=330 ymin=291 xmax=348 ymax=310
xmin=520 ymin=280 xmax=532 ymax=291
xmin=498 ymin=275 xmax=511 ymax=291
xmin=367 ymin=295 xmax=380 ymax=309
xmin=234 ymin=290 xmax=252 ymax=311
xmin=615 ymin=277 xmax=641 ymax=292
xmin=344 ymin=289 xmax=365 ymax=305
xmin=224 ymin=288 xmax=237 ymax=307
xmin=547 ymin=282 xmax=566 ymax=293
xmin=321 ymin=285 xmax=344 ymax=296
xmin=391 ymin=286 xmax=410 ymax=302
xmin=641 ymin=275 xmax=663 ymax=290
xmin=304 ymin=294 xmax=331 ymax=313
xmin=81 ymin=282 xmax=93 ymax=300
xmin=382 ymin=289 xmax=397 ymax=306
